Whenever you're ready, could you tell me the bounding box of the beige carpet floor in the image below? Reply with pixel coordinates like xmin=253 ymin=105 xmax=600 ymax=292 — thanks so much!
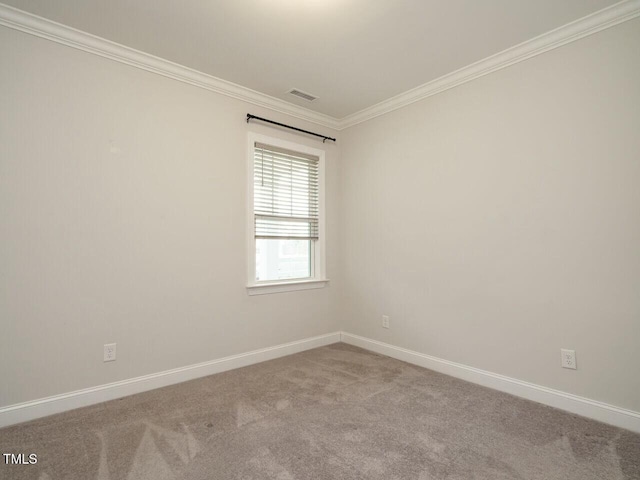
xmin=0 ymin=343 xmax=639 ymax=479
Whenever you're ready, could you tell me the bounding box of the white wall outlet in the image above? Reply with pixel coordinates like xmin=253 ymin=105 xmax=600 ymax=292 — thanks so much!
xmin=104 ymin=343 xmax=117 ymax=362
xmin=561 ymin=349 xmax=576 ymax=369
xmin=382 ymin=315 xmax=390 ymax=329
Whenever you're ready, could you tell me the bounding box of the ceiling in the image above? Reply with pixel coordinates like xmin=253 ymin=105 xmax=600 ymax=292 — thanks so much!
xmin=2 ymin=0 xmax=621 ymax=119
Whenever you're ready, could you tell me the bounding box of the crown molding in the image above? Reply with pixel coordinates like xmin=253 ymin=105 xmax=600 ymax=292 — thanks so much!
xmin=337 ymin=0 xmax=640 ymax=129
xmin=0 ymin=3 xmax=340 ymax=130
xmin=1 ymin=1 xmax=639 ymax=132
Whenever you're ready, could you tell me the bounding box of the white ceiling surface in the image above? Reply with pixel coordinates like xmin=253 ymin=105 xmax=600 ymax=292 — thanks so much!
xmin=2 ymin=0 xmax=620 ymax=119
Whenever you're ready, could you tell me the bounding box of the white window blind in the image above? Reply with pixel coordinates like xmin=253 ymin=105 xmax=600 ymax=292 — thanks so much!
xmin=254 ymin=142 xmax=319 ymax=240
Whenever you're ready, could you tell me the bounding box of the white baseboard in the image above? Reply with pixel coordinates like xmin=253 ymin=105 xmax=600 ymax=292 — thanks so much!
xmin=4 ymin=331 xmax=638 ymax=433
xmin=0 ymin=332 xmax=341 ymax=428
xmin=341 ymin=332 xmax=640 ymax=434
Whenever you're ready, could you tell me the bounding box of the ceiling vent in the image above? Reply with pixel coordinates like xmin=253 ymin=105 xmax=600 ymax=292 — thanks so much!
xmin=287 ymin=88 xmax=317 ymax=102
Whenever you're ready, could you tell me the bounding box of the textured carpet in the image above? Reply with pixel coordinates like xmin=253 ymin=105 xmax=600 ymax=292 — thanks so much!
xmin=1 ymin=343 xmax=639 ymax=479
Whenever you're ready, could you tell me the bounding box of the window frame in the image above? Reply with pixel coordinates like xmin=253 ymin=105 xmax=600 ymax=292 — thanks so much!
xmin=246 ymin=133 xmax=328 ymax=295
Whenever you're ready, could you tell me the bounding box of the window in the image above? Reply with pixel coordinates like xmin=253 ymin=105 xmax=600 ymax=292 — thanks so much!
xmin=247 ymin=134 xmax=327 ymax=295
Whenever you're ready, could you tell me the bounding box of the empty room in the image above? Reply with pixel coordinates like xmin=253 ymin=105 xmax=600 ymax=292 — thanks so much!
xmin=1 ymin=1 xmax=639 ymax=479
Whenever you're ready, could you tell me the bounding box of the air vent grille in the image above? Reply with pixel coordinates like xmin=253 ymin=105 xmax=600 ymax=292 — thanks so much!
xmin=288 ymin=89 xmax=317 ymax=102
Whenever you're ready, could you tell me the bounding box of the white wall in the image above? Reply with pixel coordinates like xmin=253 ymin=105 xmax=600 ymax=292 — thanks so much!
xmin=0 ymin=25 xmax=342 ymax=407
xmin=340 ymin=18 xmax=640 ymax=412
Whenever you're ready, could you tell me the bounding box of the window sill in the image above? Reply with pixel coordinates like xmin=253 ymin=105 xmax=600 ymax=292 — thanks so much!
xmin=246 ymin=279 xmax=329 ymax=296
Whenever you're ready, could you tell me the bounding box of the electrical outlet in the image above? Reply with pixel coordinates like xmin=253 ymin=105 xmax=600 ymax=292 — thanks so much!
xmin=561 ymin=349 xmax=576 ymax=369
xmin=104 ymin=343 xmax=117 ymax=362
xmin=382 ymin=315 xmax=390 ymax=329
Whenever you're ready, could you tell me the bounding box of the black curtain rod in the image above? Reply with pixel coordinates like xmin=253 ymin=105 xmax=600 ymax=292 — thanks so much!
xmin=246 ymin=114 xmax=336 ymax=143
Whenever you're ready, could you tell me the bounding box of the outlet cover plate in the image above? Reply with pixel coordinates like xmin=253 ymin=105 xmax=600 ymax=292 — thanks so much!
xmin=561 ymin=348 xmax=576 ymax=369
xmin=382 ymin=315 xmax=389 ymax=329
xmin=104 ymin=343 xmax=117 ymax=362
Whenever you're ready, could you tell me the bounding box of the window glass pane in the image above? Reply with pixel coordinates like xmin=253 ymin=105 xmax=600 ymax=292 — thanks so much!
xmin=256 ymin=239 xmax=311 ymax=281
